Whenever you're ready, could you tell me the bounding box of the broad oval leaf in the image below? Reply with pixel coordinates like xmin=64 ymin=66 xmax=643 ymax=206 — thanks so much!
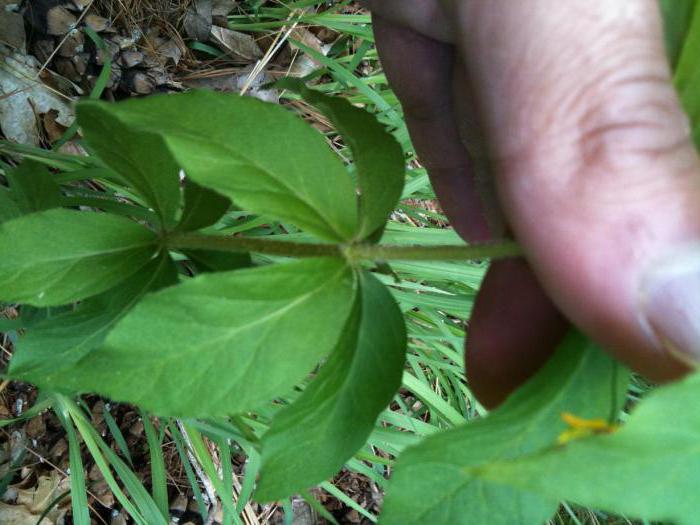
xmin=257 ymin=270 xmax=407 ymax=501
xmin=277 ymin=79 xmax=405 ymax=240
xmin=6 ymin=160 xmax=62 ymax=214
xmin=674 ymin=0 xmax=700 ymax=147
xmin=379 ymin=333 xmax=629 ymax=525
xmin=479 ymin=371 xmax=700 ymax=525
xmin=662 ymin=0 xmax=696 ymax=69
xmin=9 ymin=253 xmax=177 ymax=381
xmin=77 ymin=104 xmax=181 ymax=227
xmin=0 ymin=209 xmax=159 ymax=306
xmin=0 ymin=187 xmax=21 ymax=223
xmin=77 ymin=92 xmax=359 ymax=241
xmin=41 ymin=258 xmax=357 ymax=416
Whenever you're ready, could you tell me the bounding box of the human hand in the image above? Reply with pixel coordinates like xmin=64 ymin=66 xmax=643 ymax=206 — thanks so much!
xmin=361 ymin=0 xmax=700 ymax=407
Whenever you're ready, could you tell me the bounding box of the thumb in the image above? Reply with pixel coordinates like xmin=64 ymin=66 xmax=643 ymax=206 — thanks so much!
xmin=455 ymin=0 xmax=700 ymax=378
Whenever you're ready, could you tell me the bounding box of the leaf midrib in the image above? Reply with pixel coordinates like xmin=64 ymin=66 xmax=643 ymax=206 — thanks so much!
xmin=129 ymin=262 xmax=351 ymax=363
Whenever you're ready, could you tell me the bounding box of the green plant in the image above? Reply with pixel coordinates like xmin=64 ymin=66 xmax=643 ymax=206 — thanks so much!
xmin=1 ymin=1 xmax=700 ymax=521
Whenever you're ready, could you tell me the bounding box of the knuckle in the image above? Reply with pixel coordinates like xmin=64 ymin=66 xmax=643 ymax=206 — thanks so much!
xmin=575 ymin=68 xmax=693 ymax=171
xmin=499 ymin=51 xmax=700 ymax=215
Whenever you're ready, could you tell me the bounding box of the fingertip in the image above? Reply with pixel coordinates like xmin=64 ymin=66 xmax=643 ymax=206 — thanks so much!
xmin=452 ymin=0 xmax=700 ymax=382
xmin=466 ymin=259 xmax=568 ymax=408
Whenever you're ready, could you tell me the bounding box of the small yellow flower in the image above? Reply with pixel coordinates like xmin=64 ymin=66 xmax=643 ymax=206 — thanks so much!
xmin=557 ymin=412 xmax=619 ymax=445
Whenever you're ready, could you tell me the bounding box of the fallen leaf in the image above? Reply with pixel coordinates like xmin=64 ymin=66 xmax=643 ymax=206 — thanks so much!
xmin=157 ymin=39 xmax=182 ymax=65
xmin=288 ymin=28 xmax=330 ymax=77
xmin=0 ymin=503 xmax=54 ymax=525
xmin=56 ymin=31 xmax=84 ymax=58
xmin=184 ymin=0 xmax=212 ymax=41
xmin=84 ymin=13 xmax=110 ymax=32
xmin=118 ymin=50 xmax=144 ymax=68
xmin=0 ymin=0 xmax=25 ymax=50
xmin=15 ymin=473 xmax=63 ymax=513
xmin=210 ymin=26 xmax=263 ymax=61
xmin=3 ymin=472 xmax=69 ymax=525
xmin=212 ymin=0 xmax=237 ymax=26
xmin=46 ymin=6 xmax=76 ymax=36
xmin=0 ymin=46 xmax=74 ymax=144
xmin=121 ymin=69 xmax=155 ymax=94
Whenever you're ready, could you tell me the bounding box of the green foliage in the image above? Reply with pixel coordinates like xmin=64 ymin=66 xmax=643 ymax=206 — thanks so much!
xmin=9 ymin=253 xmax=176 ymax=382
xmin=78 ymin=102 xmax=182 ymax=228
xmin=184 ymin=248 xmax=252 ymax=273
xmin=257 ymin=270 xmax=407 ymax=500
xmin=673 ymin=0 xmax=700 ymax=146
xmin=77 ymin=91 xmax=360 ymax=241
xmin=380 ymin=334 xmax=629 ymax=525
xmin=276 ymin=78 xmax=405 ymax=240
xmin=0 ymin=209 xmax=159 ymax=306
xmin=38 ymin=258 xmax=357 ymax=416
xmin=5 ymin=160 xmax=61 ymax=214
xmin=661 ymin=0 xmax=697 ymax=69
xmin=469 ymin=370 xmax=700 ymax=525
xmin=3 ymin=5 xmax=700 ymax=515
xmin=177 ymin=179 xmax=231 ymax=232
xmin=0 ymin=186 xmax=21 ymax=223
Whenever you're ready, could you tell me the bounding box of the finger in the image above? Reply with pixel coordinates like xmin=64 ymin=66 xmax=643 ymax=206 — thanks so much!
xmin=467 ymin=259 xmax=569 ymax=408
xmin=372 ymin=15 xmax=493 ymax=241
xmin=360 ymin=0 xmax=454 ymax=43
xmin=454 ymin=0 xmax=700 ymax=377
xmin=373 ymin=15 xmax=568 ymax=407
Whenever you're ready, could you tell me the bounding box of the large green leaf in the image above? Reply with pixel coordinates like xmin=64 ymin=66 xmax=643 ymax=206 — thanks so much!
xmin=176 ymin=179 xmax=230 ymax=232
xmin=674 ymin=0 xmax=700 ymax=146
xmin=41 ymin=258 xmax=357 ymax=416
xmin=476 ymin=371 xmax=700 ymax=525
xmin=6 ymin=160 xmax=62 ymax=214
xmin=0 ymin=187 xmax=21 ymax=223
xmin=77 ymin=104 xmax=181 ymax=227
xmin=0 ymin=209 xmax=159 ymax=306
xmin=379 ymin=333 xmax=629 ymax=525
xmin=9 ymin=253 xmax=176 ymax=382
xmin=661 ymin=0 xmax=697 ymax=70
xmin=77 ymin=92 xmax=358 ymax=241
xmin=257 ymin=270 xmax=406 ymax=501
xmin=277 ymin=78 xmax=405 ymax=240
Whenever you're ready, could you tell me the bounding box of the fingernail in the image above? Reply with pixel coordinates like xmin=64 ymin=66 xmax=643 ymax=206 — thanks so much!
xmin=640 ymin=246 xmax=700 ymax=366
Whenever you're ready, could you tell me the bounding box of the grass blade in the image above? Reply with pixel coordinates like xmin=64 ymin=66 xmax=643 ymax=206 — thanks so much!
xmin=142 ymin=412 xmax=169 ymax=520
xmin=53 ymin=404 xmax=91 ymax=525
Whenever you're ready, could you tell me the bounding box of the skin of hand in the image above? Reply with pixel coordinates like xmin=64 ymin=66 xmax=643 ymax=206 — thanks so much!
xmin=360 ymin=0 xmax=700 ymax=407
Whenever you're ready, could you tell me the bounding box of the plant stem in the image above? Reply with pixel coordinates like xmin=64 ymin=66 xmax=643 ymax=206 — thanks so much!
xmin=168 ymin=232 xmax=523 ymax=262
xmin=343 ymin=241 xmax=523 ymax=262
xmin=168 ymin=233 xmax=342 ymax=257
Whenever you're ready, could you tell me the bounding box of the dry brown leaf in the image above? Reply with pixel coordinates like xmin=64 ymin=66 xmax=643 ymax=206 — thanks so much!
xmin=0 ymin=46 xmax=74 ymax=144
xmin=46 ymin=6 xmax=77 ymax=36
xmin=157 ymin=39 xmax=183 ymax=65
xmin=184 ymin=0 xmax=213 ymax=41
xmin=210 ymin=26 xmax=263 ymax=61
xmin=15 ymin=473 xmax=63 ymax=513
xmin=84 ymin=13 xmax=110 ymax=32
xmin=0 ymin=503 xmax=55 ymax=525
xmin=0 ymin=0 xmax=25 ymax=50
xmin=212 ymin=0 xmax=237 ymax=26
xmin=24 ymin=414 xmax=46 ymax=439
xmin=57 ymin=31 xmax=84 ymax=58
xmin=288 ymin=28 xmax=330 ymax=78
xmin=5 ymin=472 xmax=70 ymax=525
